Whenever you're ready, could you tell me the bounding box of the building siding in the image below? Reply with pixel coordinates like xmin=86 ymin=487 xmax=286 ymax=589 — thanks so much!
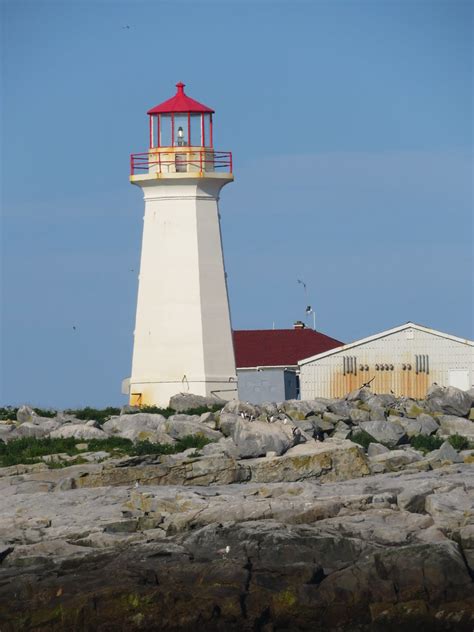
xmin=300 ymin=327 xmax=474 ymax=399
xmin=237 ymin=368 xmax=298 ymax=404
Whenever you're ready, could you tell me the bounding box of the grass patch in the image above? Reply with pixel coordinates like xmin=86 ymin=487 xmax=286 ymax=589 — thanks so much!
xmin=447 ymin=434 xmax=470 ymax=451
xmin=351 ymin=430 xmax=379 ymax=450
xmin=409 ymin=435 xmax=443 ymax=453
xmin=65 ymin=407 xmax=121 ymax=425
xmin=0 ymin=434 xmax=214 ymax=467
xmin=0 ymin=407 xmax=18 ymax=421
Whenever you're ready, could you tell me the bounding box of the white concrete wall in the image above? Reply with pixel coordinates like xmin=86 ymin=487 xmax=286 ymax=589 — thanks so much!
xmin=300 ymin=327 xmax=474 ymax=399
xmin=128 ymin=175 xmax=237 ymax=406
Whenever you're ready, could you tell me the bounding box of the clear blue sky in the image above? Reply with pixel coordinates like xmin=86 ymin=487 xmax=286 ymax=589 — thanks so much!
xmin=1 ymin=0 xmax=472 ymax=408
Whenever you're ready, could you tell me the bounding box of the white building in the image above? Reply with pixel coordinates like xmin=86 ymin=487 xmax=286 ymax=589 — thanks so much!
xmin=123 ymin=83 xmax=237 ymax=407
xmin=299 ymin=322 xmax=474 ymax=400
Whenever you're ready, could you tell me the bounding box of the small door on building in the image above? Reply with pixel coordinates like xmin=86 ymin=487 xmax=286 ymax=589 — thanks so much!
xmin=448 ymin=370 xmax=470 ymax=391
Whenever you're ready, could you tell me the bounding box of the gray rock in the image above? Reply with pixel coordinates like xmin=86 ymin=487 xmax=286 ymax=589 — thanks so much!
xmin=229 ymin=419 xmax=295 ymax=458
xmin=437 ymin=415 xmax=474 ymax=439
xmin=200 ymin=437 xmax=240 ymax=459
xmin=426 ymin=385 xmax=472 ymax=417
xmin=169 ymin=392 xmax=225 ymax=413
xmin=218 ymin=411 xmax=241 ymax=436
xmin=322 ymin=411 xmax=344 ymax=425
xmin=398 ymin=417 xmax=421 ymax=437
xmin=49 ymin=425 xmax=108 ymax=441
xmin=15 ymin=420 xmax=60 ymax=438
xmin=167 ymin=414 xmax=201 ymax=422
xmin=120 ymin=405 xmax=140 ymax=415
xmin=199 ymin=412 xmax=217 ymax=428
xmin=397 ymin=483 xmax=434 ymax=513
xmin=281 ymin=399 xmax=328 ymax=418
xmin=102 ymin=413 xmax=167 ymax=442
xmin=333 ymin=420 xmax=351 ymax=439
xmin=221 ymin=399 xmax=261 ymax=418
xmin=367 ymin=442 xmax=389 ymax=457
xmin=16 ymin=405 xmax=36 ymax=423
xmin=369 ymin=449 xmax=423 ymax=473
xmin=346 ymin=387 xmax=372 ymax=402
xmin=327 ymin=400 xmax=352 ymax=418
xmin=359 ymin=420 xmax=406 ymax=447
xmin=426 ymin=440 xmax=463 ymax=464
xmin=164 ymin=420 xmax=222 ymax=441
xmin=349 ymin=408 xmax=370 ymax=424
xmin=417 ymin=413 xmax=439 ymax=436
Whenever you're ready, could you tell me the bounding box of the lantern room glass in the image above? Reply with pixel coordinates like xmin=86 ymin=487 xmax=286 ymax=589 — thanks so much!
xmin=149 ymin=113 xmax=213 ymax=149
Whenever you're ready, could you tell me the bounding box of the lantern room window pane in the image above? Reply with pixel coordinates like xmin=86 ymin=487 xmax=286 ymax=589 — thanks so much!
xmin=174 ymin=114 xmax=188 ymax=146
xmin=160 ymin=114 xmax=172 ymax=147
xmin=190 ymin=114 xmax=201 ymax=146
xmin=203 ymin=114 xmax=211 ymax=147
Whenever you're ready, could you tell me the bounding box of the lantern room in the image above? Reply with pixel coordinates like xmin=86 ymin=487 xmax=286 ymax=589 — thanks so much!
xmin=130 ymin=82 xmax=232 ymax=177
xmin=147 ymin=82 xmax=214 ymax=149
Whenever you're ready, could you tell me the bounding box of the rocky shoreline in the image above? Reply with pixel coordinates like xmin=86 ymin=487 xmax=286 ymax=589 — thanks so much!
xmin=0 ymin=385 xmax=473 ymax=631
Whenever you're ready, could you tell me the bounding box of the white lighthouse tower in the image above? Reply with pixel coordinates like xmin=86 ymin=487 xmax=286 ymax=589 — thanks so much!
xmin=125 ymin=82 xmax=237 ymax=407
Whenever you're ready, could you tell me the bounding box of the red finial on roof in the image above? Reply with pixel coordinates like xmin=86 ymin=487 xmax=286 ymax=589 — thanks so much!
xmin=147 ymin=82 xmax=214 ymax=115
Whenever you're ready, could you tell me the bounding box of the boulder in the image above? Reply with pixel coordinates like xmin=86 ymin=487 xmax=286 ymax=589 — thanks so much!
xmin=164 ymin=419 xmax=222 ymax=441
xmin=281 ymin=399 xmax=328 ymax=418
xmin=398 ymin=417 xmax=421 ymax=437
xmin=426 ymin=385 xmax=472 ymax=417
xmin=349 ymin=408 xmax=370 ymax=424
xmin=200 ymin=437 xmax=240 ymax=459
xmin=437 ymin=415 xmax=474 ymax=439
xmin=246 ymin=439 xmax=370 ymax=483
xmin=102 ymin=413 xmax=166 ymax=437
xmin=346 ymin=387 xmax=372 ymax=402
xmin=49 ymin=425 xmax=108 ymax=441
xmin=426 ymin=440 xmax=463 ymax=465
xmin=16 ymin=405 xmax=36 ymax=423
xmin=229 ymin=419 xmax=295 ymax=458
xmin=367 ymin=442 xmax=389 ymax=457
xmin=217 ymin=411 xmax=240 ymax=436
xmin=99 ymin=417 xmax=152 ymax=442
xmin=327 ymin=400 xmax=353 ymax=418
xmin=369 ymin=449 xmax=423 ymax=473
xmin=359 ymin=420 xmax=406 ymax=447
xmin=168 ymin=392 xmax=226 ymax=413
xmin=15 ymin=421 xmax=59 ymax=439
xmin=417 ymin=413 xmax=439 ymax=436
xmin=221 ymin=399 xmax=261 ymax=418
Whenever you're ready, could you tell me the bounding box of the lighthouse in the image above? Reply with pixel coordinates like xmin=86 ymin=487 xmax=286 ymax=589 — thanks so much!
xmin=124 ymin=83 xmax=237 ymax=407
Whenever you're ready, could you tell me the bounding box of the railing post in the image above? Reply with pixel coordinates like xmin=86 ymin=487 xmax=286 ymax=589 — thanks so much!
xmin=229 ymin=152 xmax=233 ymax=173
xmin=130 ymin=154 xmax=133 ymax=176
xmin=199 ymin=150 xmax=203 ymax=174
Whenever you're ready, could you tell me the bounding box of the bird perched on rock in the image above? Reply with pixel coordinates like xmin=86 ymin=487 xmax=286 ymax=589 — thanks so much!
xmin=315 ymin=430 xmax=325 ymax=442
xmin=217 ymin=545 xmax=230 ymax=555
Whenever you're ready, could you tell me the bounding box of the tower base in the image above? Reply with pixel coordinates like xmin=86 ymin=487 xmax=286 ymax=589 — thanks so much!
xmin=123 ymin=377 xmax=237 ymax=408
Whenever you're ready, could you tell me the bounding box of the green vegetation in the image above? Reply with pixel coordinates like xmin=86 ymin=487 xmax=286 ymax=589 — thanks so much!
xmin=350 ymin=430 xmax=380 ymax=450
xmin=0 ymin=407 xmax=18 ymax=421
xmin=447 ymin=434 xmax=470 ymax=451
xmin=0 ymin=434 xmax=214 ymax=467
xmin=409 ymin=435 xmax=443 ymax=453
xmin=65 ymin=407 xmax=121 ymax=425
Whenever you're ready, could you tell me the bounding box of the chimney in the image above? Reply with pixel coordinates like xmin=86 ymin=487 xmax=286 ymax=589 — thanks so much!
xmin=293 ymin=320 xmax=305 ymax=329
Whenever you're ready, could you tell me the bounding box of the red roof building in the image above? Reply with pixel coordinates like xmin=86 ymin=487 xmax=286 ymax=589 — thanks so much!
xmin=233 ymin=327 xmax=343 ymax=368
xmin=232 ymin=324 xmax=343 ymax=403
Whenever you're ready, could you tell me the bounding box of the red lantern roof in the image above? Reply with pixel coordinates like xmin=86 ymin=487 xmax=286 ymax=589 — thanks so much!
xmin=147 ymin=82 xmax=214 ymax=115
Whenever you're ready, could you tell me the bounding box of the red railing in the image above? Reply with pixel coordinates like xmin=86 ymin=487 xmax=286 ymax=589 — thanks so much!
xmin=130 ymin=150 xmax=232 ymax=176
